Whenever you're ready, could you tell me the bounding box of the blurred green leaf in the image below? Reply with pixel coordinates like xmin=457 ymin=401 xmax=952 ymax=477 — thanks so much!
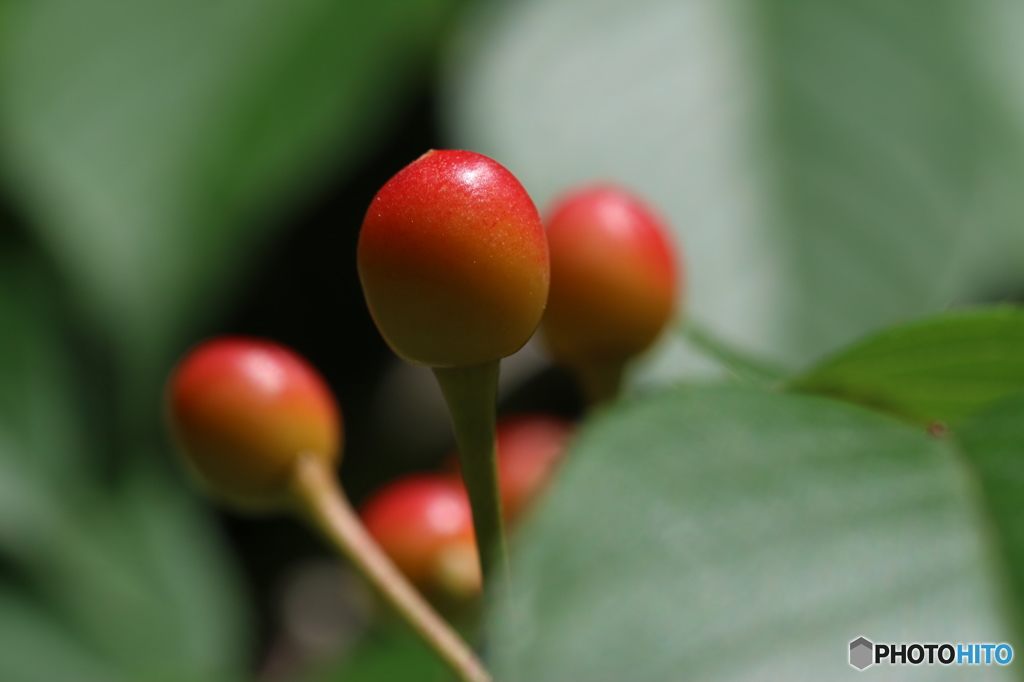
xmin=30 ymin=463 xmax=248 ymax=682
xmin=0 ymin=433 xmax=64 ymax=558
xmin=790 ymin=307 xmax=1024 ymax=424
xmin=116 ymin=461 xmax=249 ymax=681
xmin=0 ymin=252 xmax=247 ymax=680
xmin=0 ymin=588 xmax=128 ymax=682
xmin=306 ymin=628 xmax=450 ymax=682
xmin=488 ymin=386 xmax=1012 ymax=680
xmin=0 ymin=254 xmax=91 ymax=486
xmin=446 ymin=0 xmax=991 ymax=370
xmin=956 ymin=0 xmax=1024 ymax=300
xmin=0 ymin=0 xmax=460 ymax=375
xmin=0 ymin=252 xmax=91 ymax=555
xmin=956 ymin=391 xmax=1024 ymax=648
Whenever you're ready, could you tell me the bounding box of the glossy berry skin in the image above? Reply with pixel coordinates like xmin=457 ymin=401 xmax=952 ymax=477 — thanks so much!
xmin=543 ymin=184 xmax=678 ymax=368
xmin=361 ymin=475 xmax=480 ymax=599
xmin=167 ymin=337 xmax=342 ymax=509
xmin=358 ymin=150 xmax=550 ymax=368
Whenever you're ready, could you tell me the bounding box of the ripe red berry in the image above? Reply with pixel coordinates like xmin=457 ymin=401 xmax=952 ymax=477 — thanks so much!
xmin=543 ymin=184 xmax=679 ymax=372
xmin=357 ymin=150 xmax=550 ymax=368
xmin=360 ymin=475 xmax=480 ymax=599
xmin=167 ymin=337 xmax=341 ymax=508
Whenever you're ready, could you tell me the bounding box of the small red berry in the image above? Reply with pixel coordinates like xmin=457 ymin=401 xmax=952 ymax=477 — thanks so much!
xmin=357 ymin=149 xmax=550 ymax=368
xmin=543 ymin=184 xmax=679 ymax=370
xmin=360 ymin=475 xmax=480 ymax=599
xmin=167 ymin=337 xmax=341 ymax=508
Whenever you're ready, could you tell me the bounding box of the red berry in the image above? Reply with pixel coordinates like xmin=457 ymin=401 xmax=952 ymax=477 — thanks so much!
xmin=357 ymin=150 xmax=550 ymax=368
xmin=360 ymin=475 xmax=480 ymax=599
xmin=167 ymin=337 xmax=342 ymax=508
xmin=543 ymin=184 xmax=679 ymax=369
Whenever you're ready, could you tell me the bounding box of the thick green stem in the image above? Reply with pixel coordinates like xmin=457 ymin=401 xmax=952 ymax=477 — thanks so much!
xmin=433 ymin=361 xmax=510 ymax=599
xmin=290 ymin=454 xmax=491 ymax=682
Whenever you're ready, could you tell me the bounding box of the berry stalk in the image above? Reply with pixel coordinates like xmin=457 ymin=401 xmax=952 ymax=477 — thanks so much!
xmin=291 ymin=453 xmax=491 ymax=682
xmin=433 ymin=361 xmax=510 ymax=599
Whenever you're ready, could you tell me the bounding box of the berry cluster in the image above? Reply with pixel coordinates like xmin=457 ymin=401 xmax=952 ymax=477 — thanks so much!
xmin=164 ymin=149 xmax=680 ymax=682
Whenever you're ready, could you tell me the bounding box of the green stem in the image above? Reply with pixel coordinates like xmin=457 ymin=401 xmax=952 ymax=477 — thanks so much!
xmin=433 ymin=361 xmax=511 ymax=599
xmin=683 ymin=322 xmax=787 ymax=386
xmin=290 ymin=454 xmax=491 ymax=682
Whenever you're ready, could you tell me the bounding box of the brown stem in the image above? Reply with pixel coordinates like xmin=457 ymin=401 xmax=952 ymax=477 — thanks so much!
xmin=290 ymin=454 xmax=492 ymax=682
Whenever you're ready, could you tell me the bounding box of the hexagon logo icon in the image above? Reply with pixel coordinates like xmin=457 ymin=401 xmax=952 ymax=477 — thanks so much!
xmin=850 ymin=637 xmax=874 ymax=670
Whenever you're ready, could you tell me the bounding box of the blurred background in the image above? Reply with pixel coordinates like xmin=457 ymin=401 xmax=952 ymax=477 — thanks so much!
xmin=0 ymin=0 xmax=1022 ymax=680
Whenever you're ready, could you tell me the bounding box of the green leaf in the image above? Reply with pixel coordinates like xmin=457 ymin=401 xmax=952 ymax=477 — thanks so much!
xmin=0 ymin=0 xmax=459 ymax=373
xmin=488 ymin=386 xmax=1012 ymax=680
xmin=446 ymin=0 xmax=989 ymax=370
xmin=957 ymin=0 xmax=1024 ymax=300
xmin=790 ymin=307 xmax=1024 ymax=424
xmin=0 ymin=252 xmax=92 ymax=556
xmin=30 ymin=463 xmax=249 ymax=682
xmin=306 ymin=628 xmax=450 ymax=682
xmin=0 ymin=433 xmax=65 ymax=558
xmin=116 ymin=461 xmax=250 ymax=681
xmin=0 ymin=254 xmax=91 ymax=486
xmin=0 ymin=249 xmax=246 ymax=680
xmin=0 ymin=588 xmax=128 ymax=682
xmin=955 ymin=390 xmax=1024 ymax=648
